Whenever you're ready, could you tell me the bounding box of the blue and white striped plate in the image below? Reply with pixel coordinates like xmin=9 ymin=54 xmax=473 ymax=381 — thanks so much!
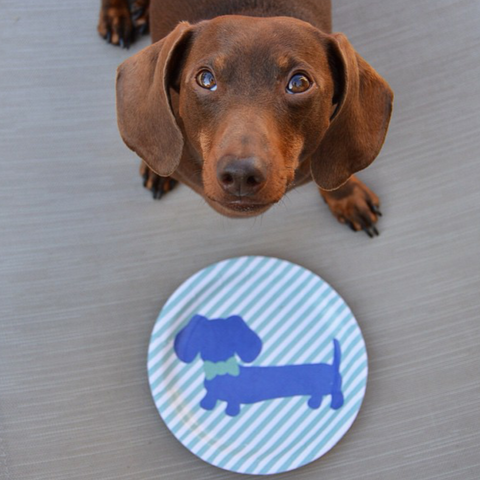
xmin=147 ymin=256 xmax=368 ymax=475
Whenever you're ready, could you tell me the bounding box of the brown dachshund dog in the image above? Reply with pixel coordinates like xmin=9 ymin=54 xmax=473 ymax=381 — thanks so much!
xmin=99 ymin=0 xmax=393 ymax=236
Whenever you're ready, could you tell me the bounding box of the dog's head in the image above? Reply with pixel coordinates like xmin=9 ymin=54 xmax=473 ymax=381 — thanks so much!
xmin=174 ymin=314 xmax=262 ymax=363
xmin=116 ymin=16 xmax=393 ymax=217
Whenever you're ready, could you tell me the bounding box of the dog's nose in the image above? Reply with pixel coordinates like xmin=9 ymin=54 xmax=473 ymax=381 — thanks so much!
xmin=216 ymin=155 xmax=267 ymax=197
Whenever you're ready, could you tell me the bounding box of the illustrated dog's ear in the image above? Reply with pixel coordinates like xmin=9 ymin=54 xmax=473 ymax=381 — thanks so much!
xmin=116 ymin=22 xmax=193 ymax=177
xmin=311 ymin=33 xmax=394 ymax=190
xmin=227 ymin=316 xmax=262 ymax=363
xmin=174 ymin=314 xmax=207 ymax=363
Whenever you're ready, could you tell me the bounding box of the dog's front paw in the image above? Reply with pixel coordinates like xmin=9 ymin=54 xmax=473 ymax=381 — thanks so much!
xmin=320 ymin=176 xmax=382 ymax=238
xmin=140 ymin=162 xmax=178 ymax=200
xmin=98 ymin=0 xmax=135 ymax=48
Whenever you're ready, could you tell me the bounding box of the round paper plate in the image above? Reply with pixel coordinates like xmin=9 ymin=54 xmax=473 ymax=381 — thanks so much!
xmin=147 ymin=256 xmax=368 ymax=475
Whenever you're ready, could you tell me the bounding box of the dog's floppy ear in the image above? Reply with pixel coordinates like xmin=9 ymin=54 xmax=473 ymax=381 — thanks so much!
xmin=116 ymin=22 xmax=193 ymax=177
xmin=311 ymin=33 xmax=394 ymax=190
xmin=227 ymin=316 xmax=262 ymax=363
xmin=174 ymin=314 xmax=207 ymax=363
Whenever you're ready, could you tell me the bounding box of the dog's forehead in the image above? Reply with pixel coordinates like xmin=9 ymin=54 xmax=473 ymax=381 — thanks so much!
xmin=191 ymin=16 xmax=325 ymax=71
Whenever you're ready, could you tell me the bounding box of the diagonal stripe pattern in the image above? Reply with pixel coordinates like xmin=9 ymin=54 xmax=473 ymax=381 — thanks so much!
xmin=147 ymin=256 xmax=368 ymax=475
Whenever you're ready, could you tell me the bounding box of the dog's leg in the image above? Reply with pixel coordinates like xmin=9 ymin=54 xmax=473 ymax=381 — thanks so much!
xmin=97 ymin=0 xmax=150 ymax=48
xmin=98 ymin=0 xmax=134 ymax=48
xmin=307 ymin=395 xmax=323 ymax=409
xmin=140 ymin=161 xmax=179 ymax=200
xmin=200 ymin=391 xmax=218 ymax=411
xmin=225 ymin=402 xmax=241 ymax=417
xmin=319 ymin=175 xmax=382 ymax=238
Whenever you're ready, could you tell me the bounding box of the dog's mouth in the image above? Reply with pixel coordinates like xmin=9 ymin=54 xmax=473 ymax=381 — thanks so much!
xmin=223 ymin=200 xmax=272 ymax=212
xmin=206 ymin=196 xmax=275 ymax=216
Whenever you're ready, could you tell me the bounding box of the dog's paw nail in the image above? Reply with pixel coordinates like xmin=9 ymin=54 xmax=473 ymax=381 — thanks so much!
xmin=367 ymin=200 xmax=382 ymax=217
xmin=363 ymin=227 xmax=374 ymax=238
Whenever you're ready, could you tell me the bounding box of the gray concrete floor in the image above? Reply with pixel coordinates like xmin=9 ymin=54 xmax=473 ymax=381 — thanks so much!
xmin=1 ymin=0 xmax=480 ymax=479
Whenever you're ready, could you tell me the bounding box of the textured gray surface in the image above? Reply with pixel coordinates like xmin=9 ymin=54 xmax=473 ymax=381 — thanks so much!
xmin=1 ymin=0 xmax=480 ymax=479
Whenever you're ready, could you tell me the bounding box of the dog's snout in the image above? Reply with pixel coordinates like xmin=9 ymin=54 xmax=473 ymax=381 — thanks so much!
xmin=216 ymin=155 xmax=267 ymax=197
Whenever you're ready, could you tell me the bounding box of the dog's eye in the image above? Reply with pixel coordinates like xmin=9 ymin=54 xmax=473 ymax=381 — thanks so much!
xmin=286 ymin=73 xmax=312 ymax=94
xmin=196 ymin=70 xmax=217 ymax=91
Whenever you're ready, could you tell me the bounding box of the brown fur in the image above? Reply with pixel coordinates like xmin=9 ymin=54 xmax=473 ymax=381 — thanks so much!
xmin=105 ymin=0 xmax=393 ymax=232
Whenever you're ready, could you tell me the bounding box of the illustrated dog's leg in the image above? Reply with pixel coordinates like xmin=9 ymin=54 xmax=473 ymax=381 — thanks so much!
xmin=140 ymin=162 xmax=178 ymax=200
xmin=200 ymin=391 xmax=218 ymax=411
xmin=225 ymin=402 xmax=241 ymax=417
xmin=320 ymin=175 xmax=382 ymax=238
xmin=330 ymin=365 xmax=344 ymax=410
xmin=330 ymin=391 xmax=344 ymax=410
xmin=307 ymin=395 xmax=323 ymax=409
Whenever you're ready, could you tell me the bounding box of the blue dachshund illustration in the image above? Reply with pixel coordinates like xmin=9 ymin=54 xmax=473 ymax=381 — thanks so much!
xmin=174 ymin=314 xmax=344 ymax=416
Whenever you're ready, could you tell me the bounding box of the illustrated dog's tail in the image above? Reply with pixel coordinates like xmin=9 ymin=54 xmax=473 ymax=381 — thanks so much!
xmin=330 ymin=339 xmax=344 ymax=409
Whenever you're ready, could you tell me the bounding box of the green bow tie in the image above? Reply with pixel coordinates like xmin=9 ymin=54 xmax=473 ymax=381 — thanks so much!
xmin=203 ymin=356 xmax=240 ymax=380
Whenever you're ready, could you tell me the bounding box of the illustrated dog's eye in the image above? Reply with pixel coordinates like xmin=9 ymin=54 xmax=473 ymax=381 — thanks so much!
xmin=286 ymin=73 xmax=312 ymax=94
xmin=196 ymin=70 xmax=217 ymax=91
